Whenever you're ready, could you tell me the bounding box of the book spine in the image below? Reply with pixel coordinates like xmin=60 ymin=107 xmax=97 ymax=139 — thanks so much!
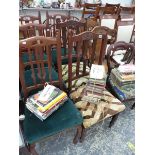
xmin=38 ymin=92 xmax=67 ymax=112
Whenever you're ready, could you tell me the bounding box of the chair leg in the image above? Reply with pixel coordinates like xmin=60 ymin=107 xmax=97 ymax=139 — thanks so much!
xmin=73 ymin=125 xmax=82 ymax=144
xmin=109 ymin=113 xmax=119 ymax=128
xmin=28 ymin=143 xmax=38 ymax=155
xmin=79 ymin=125 xmax=86 ymax=143
xmin=131 ymin=103 xmax=135 ymax=109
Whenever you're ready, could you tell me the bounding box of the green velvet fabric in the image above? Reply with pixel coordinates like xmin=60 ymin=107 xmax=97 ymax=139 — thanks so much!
xmin=22 ymin=53 xmax=47 ymax=63
xmin=52 ymin=48 xmax=77 ymax=65
xmin=23 ymin=98 xmax=83 ymax=144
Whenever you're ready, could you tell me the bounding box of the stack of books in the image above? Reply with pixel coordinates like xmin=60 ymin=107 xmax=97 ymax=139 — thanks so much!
xmin=26 ymin=84 xmax=68 ymax=121
xmin=81 ymin=64 xmax=107 ymax=104
xmin=110 ymin=64 xmax=135 ymax=100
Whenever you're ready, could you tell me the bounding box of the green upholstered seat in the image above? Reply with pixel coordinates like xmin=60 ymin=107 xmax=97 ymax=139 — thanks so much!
xmin=51 ymin=48 xmax=77 ymax=65
xmin=23 ymin=98 xmax=83 ymax=144
xmin=23 ymin=67 xmax=83 ymax=144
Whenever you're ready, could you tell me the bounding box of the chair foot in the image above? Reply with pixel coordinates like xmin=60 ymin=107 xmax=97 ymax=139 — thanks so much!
xmin=28 ymin=143 xmax=38 ymax=155
xmin=109 ymin=114 xmax=119 ymax=128
xmin=73 ymin=125 xmax=82 ymax=144
xmin=79 ymin=125 xmax=86 ymax=143
xmin=131 ymin=103 xmax=135 ymax=109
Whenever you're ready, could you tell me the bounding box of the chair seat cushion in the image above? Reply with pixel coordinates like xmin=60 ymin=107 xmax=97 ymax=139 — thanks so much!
xmin=62 ymin=62 xmax=90 ymax=89
xmin=52 ymin=48 xmax=77 ymax=65
xmin=108 ymin=77 xmax=135 ymax=101
xmin=23 ymin=98 xmax=83 ymax=144
xmin=70 ymin=85 xmax=125 ymax=128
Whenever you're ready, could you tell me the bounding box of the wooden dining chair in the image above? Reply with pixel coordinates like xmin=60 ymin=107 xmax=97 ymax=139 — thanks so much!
xmin=62 ymin=31 xmax=125 ymax=143
xmin=81 ymin=3 xmax=101 ymax=19
xmin=116 ymin=18 xmax=135 ymax=43
xmin=51 ymin=19 xmax=86 ymax=65
xmin=19 ymin=34 xmax=83 ymax=154
xmin=106 ymin=41 xmax=135 ymax=109
xmin=19 ymin=11 xmax=41 ymax=25
xmin=91 ymin=26 xmax=117 ymax=56
xmin=19 ymin=23 xmax=47 ymax=40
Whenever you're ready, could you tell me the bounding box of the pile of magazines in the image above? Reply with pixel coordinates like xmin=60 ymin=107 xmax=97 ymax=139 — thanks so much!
xmin=26 ymin=84 xmax=68 ymax=121
xmin=81 ymin=64 xmax=107 ymax=104
xmin=109 ymin=64 xmax=135 ymax=100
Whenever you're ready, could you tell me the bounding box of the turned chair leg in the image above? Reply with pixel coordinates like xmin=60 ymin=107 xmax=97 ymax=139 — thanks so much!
xmin=80 ymin=125 xmax=86 ymax=143
xmin=73 ymin=125 xmax=83 ymax=144
xmin=109 ymin=114 xmax=119 ymax=128
xmin=28 ymin=143 xmax=39 ymax=155
xmin=131 ymin=103 xmax=135 ymax=109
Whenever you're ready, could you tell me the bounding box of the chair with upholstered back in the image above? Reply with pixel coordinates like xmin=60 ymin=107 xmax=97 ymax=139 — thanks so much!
xmin=82 ymin=3 xmax=101 ymax=19
xmin=116 ymin=18 xmax=135 ymax=43
xmin=19 ymin=11 xmax=41 ymax=25
xmin=106 ymin=41 xmax=135 ymax=109
xmin=19 ymin=34 xmax=83 ymax=153
xmin=119 ymin=6 xmax=135 ymax=15
xmin=101 ymin=14 xmax=119 ymax=30
xmin=63 ymin=31 xmax=125 ymax=143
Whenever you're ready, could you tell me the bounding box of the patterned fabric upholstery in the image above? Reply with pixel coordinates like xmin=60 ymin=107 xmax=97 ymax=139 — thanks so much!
xmin=70 ymin=85 xmax=125 ymax=128
xmin=62 ymin=62 xmax=90 ymax=90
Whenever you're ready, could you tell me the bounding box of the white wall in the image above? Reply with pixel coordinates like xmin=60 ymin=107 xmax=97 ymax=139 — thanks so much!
xmin=101 ymin=0 xmax=132 ymax=6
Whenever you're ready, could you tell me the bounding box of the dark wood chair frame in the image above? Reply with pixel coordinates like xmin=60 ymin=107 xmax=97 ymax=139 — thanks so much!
xmin=19 ymin=23 xmax=47 ymax=40
xmin=19 ymin=33 xmax=84 ymax=153
xmin=67 ymin=31 xmax=122 ymax=143
xmin=106 ymin=41 xmax=135 ymax=109
xmin=67 ymin=30 xmax=108 ymax=92
xmin=82 ymin=3 xmax=102 ymax=19
xmin=19 ymin=11 xmax=41 ymax=25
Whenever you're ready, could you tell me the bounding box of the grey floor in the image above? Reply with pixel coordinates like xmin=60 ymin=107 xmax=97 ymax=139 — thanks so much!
xmin=35 ymin=102 xmax=135 ymax=155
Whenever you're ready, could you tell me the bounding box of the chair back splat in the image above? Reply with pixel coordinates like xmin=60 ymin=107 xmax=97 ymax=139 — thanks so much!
xmin=67 ymin=30 xmax=107 ymax=91
xmin=56 ymin=20 xmax=86 ymax=56
xmin=19 ymin=11 xmax=41 ymax=25
xmin=19 ymin=32 xmax=62 ymax=99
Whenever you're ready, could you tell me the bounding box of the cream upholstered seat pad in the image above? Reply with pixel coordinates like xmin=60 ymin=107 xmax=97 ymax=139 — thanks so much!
xmin=62 ymin=62 xmax=90 ymax=89
xmin=70 ymin=85 xmax=125 ymax=128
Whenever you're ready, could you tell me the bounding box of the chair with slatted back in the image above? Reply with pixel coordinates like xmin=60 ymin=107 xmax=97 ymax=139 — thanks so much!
xmin=85 ymin=18 xmax=98 ymax=31
xmin=96 ymin=5 xmax=120 ymax=20
xmin=19 ymin=34 xmax=83 ymax=154
xmin=116 ymin=18 xmax=135 ymax=43
xmin=43 ymin=11 xmax=69 ymax=35
xmin=51 ymin=19 xmax=86 ymax=65
xmin=105 ymin=3 xmax=120 ymax=9
xmin=19 ymin=11 xmax=41 ymax=25
xmin=81 ymin=3 xmax=101 ymax=19
xmin=91 ymin=26 xmax=117 ymax=56
xmin=19 ymin=23 xmax=46 ymax=40
xmin=63 ymin=31 xmax=125 ymax=143
xmin=106 ymin=41 xmax=135 ymax=109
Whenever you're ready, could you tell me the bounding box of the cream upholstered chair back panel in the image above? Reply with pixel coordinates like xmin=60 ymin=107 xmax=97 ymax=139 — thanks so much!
xmin=101 ymin=15 xmax=118 ymax=40
xmin=116 ymin=20 xmax=134 ymax=43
